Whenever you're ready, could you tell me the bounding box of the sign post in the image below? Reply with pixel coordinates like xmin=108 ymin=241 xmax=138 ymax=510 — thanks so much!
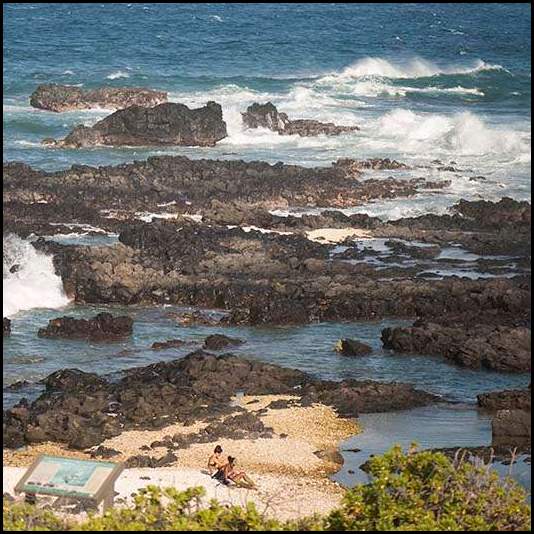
xmin=14 ymin=455 xmax=123 ymax=514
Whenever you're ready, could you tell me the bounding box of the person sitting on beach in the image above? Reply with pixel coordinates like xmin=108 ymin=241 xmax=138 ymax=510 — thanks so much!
xmin=221 ymin=456 xmax=257 ymax=489
xmin=207 ymin=445 xmax=226 ymax=475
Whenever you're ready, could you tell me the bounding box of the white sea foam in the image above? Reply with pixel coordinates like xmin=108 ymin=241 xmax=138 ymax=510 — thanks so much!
xmin=3 ymin=104 xmax=37 ymax=113
xmin=135 ymin=211 xmax=180 ymax=222
xmin=14 ymin=140 xmax=42 ymax=147
xmin=373 ymin=109 xmax=530 ymax=156
xmin=106 ymin=70 xmax=130 ymax=80
xmin=3 ymin=234 xmax=71 ymax=317
xmin=342 ymin=80 xmax=484 ymax=98
xmin=316 ymin=57 xmax=506 ymax=82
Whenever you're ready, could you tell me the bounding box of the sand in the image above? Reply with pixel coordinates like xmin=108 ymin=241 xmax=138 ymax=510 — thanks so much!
xmin=306 ymin=227 xmax=372 ymax=243
xmin=3 ymin=395 xmax=359 ymax=520
xmin=3 ymin=465 xmax=342 ymax=521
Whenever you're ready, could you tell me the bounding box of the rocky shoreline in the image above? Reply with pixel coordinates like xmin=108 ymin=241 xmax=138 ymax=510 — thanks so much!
xmin=3 ymin=350 xmax=436 ymax=451
xmin=242 ymin=102 xmax=360 ymax=137
xmin=3 ymin=103 xmax=531 ymax=493
xmin=46 ymin=101 xmax=228 ymax=148
xmin=30 ymin=84 xmax=168 ymax=112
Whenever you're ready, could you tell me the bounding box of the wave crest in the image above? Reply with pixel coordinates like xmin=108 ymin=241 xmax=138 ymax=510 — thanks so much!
xmin=317 ymin=56 xmax=507 ymax=82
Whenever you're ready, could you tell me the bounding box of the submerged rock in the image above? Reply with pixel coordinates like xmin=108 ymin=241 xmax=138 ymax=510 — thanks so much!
xmin=30 ymin=84 xmax=168 ymax=112
xmin=3 ymin=317 xmax=11 ymax=336
xmin=53 ymin=101 xmax=227 ymax=147
xmin=167 ymin=310 xmax=225 ymax=327
xmin=203 ymin=334 xmax=244 ymax=351
xmin=151 ymin=339 xmax=189 ymax=350
xmin=37 ymin=312 xmax=133 ymax=341
xmin=334 ymin=338 xmax=373 ymax=356
xmin=242 ymin=102 xmax=359 ymax=137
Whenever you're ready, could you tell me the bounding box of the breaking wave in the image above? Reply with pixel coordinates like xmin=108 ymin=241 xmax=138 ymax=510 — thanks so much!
xmin=316 ymin=57 xmax=507 ymax=82
xmin=3 ymin=234 xmax=71 ymax=317
xmin=373 ymin=109 xmax=530 ymax=156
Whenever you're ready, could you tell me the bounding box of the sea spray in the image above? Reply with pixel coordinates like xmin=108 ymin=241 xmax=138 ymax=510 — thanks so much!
xmin=374 ymin=109 xmax=530 ymax=156
xmin=3 ymin=234 xmax=71 ymax=317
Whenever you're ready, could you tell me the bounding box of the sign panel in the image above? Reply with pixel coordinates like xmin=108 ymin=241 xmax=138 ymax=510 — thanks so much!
xmin=15 ymin=455 xmax=123 ymax=501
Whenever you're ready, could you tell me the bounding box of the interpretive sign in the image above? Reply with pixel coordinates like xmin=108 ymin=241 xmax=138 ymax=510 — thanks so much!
xmin=15 ymin=455 xmax=123 ymax=511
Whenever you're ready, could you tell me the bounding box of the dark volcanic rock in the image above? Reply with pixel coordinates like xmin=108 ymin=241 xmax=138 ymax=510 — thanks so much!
xmin=477 ymin=388 xmax=531 ymax=446
xmin=382 ymin=322 xmax=531 ymax=372
xmin=5 ymin=380 xmax=32 ymax=391
xmin=3 ymin=155 xmax=443 ymax=220
xmin=3 ymin=317 xmax=11 ymax=336
xmin=30 ymin=84 xmax=167 ymax=112
xmin=55 ymin=102 xmax=227 ymax=147
xmin=242 ymin=102 xmax=290 ymax=131
xmin=478 ymin=389 xmax=531 ymax=412
xmin=283 ymin=119 xmax=358 ymax=137
xmin=334 ymin=338 xmax=373 ymax=356
xmin=191 ymin=412 xmax=272 ymax=443
xmin=58 ymin=246 xmax=530 ymax=328
xmin=31 ymin=212 xmax=529 ymax=330
xmin=385 ymin=197 xmax=531 ymax=257
xmin=492 ymin=410 xmax=531 ymax=446
xmin=3 ymin=351 xmax=434 ymax=450
xmin=167 ymin=310 xmax=225 ymax=327
xmin=314 ymin=448 xmax=344 ymax=465
xmin=37 ymin=312 xmax=133 ymax=341
xmin=126 ymin=452 xmax=177 ymax=468
xmin=384 ymin=240 xmax=440 ymax=259
xmin=242 ymin=102 xmax=359 ymax=137
xmin=203 ymin=334 xmax=244 ymax=351
xmin=42 ymin=369 xmax=107 ymax=391
xmin=90 ymin=446 xmax=121 ymax=459
xmin=301 ymin=379 xmax=437 ymax=418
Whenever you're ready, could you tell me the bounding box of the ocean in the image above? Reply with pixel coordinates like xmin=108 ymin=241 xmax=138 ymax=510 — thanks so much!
xmin=3 ymin=3 xmax=531 ymax=489
xmin=3 ymin=3 xmax=531 ymax=216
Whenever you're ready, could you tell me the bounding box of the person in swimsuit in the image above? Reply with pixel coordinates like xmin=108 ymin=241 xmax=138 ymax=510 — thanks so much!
xmin=222 ymin=456 xmax=257 ymax=489
xmin=207 ymin=445 xmax=225 ymax=475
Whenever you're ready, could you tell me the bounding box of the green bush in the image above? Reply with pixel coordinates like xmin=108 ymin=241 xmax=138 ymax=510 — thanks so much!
xmin=3 ymin=499 xmax=68 ymax=531
xmin=3 ymin=446 xmax=531 ymax=531
xmin=326 ymin=445 xmax=531 ymax=531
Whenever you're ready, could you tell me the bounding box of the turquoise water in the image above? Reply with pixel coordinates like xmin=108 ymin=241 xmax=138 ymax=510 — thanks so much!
xmin=334 ymin=405 xmax=531 ymax=492
xmin=4 ymin=303 xmax=530 ymax=407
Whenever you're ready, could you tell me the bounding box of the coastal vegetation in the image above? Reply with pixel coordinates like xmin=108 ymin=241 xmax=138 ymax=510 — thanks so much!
xmin=4 ymin=447 xmax=530 ymax=531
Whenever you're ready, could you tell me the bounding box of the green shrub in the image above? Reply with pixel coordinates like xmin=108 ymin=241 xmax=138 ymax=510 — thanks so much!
xmin=326 ymin=445 xmax=531 ymax=531
xmin=3 ymin=446 xmax=531 ymax=531
xmin=3 ymin=499 xmax=69 ymax=531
